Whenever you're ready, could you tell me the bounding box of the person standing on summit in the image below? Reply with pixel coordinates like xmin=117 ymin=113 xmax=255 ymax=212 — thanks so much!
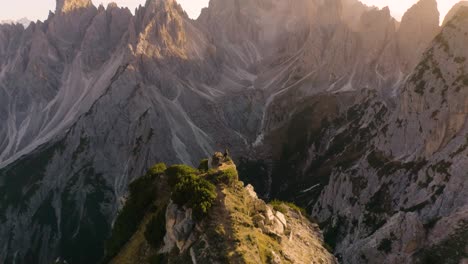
xmin=224 ymin=148 xmax=230 ymax=160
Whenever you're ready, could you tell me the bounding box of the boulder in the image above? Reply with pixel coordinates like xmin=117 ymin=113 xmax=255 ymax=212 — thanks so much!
xmin=246 ymin=184 xmax=258 ymax=199
xmin=211 ymin=152 xmax=225 ymax=167
xmin=264 ymin=206 xmax=276 ymax=225
xmin=161 ymin=201 xmax=195 ymax=253
xmin=252 ymin=214 xmax=266 ymax=226
xmin=275 ymin=211 xmax=287 ymax=228
xmin=270 ymin=218 xmax=285 ymax=235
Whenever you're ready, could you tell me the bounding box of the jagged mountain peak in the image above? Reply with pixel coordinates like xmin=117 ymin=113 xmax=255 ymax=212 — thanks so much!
xmin=401 ymin=0 xmax=439 ymax=24
xmin=106 ymin=2 xmax=119 ymax=9
xmin=397 ymin=0 xmax=440 ymax=71
xmin=143 ymin=0 xmax=183 ymax=13
xmin=131 ymin=0 xmax=191 ymax=59
xmin=444 ymin=5 xmax=468 ymax=29
xmin=443 ymin=1 xmax=468 ymax=26
xmin=138 ymin=0 xmax=188 ymax=25
xmin=56 ymin=0 xmax=93 ymax=13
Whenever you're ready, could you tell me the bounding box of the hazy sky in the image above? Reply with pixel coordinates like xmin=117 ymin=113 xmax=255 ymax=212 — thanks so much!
xmin=0 ymin=0 xmax=460 ymax=22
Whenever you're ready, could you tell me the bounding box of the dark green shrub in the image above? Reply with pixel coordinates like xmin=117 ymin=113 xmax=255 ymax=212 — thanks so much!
xmin=172 ymin=174 xmax=217 ymax=220
xmin=147 ymin=163 xmax=167 ymax=177
xmin=104 ymin=174 xmax=157 ymax=260
xmin=165 ymin=165 xmax=198 ymax=187
xmin=198 ymin=159 xmax=209 ymax=172
xmin=270 ymin=200 xmax=288 ymax=214
xmin=217 ymin=168 xmax=238 ymax=185
xmin=144 ymin=207 xmax=167 ymax=249
xmin=269 ymin=200 xmax=307 ymax=216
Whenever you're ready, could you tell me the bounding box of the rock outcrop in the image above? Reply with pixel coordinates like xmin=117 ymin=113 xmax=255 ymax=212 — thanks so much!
xmin=442 ymin=1 xmax=468 ymax=26
xmin=109 ymin=157 xmax=336 ymax=264
xmin=398 ymin=0 xmax=440 ymax=71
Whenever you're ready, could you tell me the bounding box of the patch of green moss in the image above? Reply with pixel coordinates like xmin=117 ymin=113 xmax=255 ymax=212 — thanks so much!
xmin=269 ymin=200 xmax=307 ymax=216
xmin=216 ymin=167 xmax=239 ymax=186
xmin=147 ymin=163 xmax=167 ymax=177
xmin=165 ymin=165 xmax=199 ymax=187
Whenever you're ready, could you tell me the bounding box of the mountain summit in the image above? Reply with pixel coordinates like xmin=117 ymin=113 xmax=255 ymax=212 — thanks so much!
xmin=56 ymin=0 xmax=93 ymax=13
xmin=398 ymin=0 xmax=440 ymax=71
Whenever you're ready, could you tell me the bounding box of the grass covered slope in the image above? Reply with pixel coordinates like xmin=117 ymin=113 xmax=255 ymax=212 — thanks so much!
xmin=106 ymin=152 xmax=336 ymax=264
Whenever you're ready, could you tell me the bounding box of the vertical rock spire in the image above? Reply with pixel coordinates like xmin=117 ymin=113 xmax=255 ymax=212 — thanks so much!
xmin=56 ymin=0 xmax=92 ymax=13
xmin=398 ymin=0 xmax=440 ymax=71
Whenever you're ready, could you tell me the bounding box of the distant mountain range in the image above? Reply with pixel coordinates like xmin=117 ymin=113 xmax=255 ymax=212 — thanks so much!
xmin=0 ymin=17 xmax=32 ymax=27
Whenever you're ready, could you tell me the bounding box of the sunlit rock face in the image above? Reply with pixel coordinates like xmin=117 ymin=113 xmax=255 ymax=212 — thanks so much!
xmin=0 ymin=0 xmax=465 ymax=263
xmin=56 ymin=0 xmax=93 ymax=14
xmin=397 ymin=0 xmax=440 ymax=72
xmin=442 ymin=1 xmax=468 ymax=26
xmin=387 ymin=7 xmax=468 ymax=158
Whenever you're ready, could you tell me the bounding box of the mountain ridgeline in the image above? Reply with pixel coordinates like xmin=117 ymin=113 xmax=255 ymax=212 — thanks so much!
xmin=0 ymin=0 xmax=466 ymax=263
xmin=103 ymin=153 xmax=336 ymax=264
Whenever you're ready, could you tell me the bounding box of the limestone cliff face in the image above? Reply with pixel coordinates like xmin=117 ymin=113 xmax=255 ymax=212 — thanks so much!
xmin=388 ymin=7 xmax=468 ymax=158
xmin=397 ymin=0 xmax=440 ymax=72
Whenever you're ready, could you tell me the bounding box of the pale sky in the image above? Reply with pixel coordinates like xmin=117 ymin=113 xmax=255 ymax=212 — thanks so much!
xmin=0 ymin=0 xmax=460 ymax=23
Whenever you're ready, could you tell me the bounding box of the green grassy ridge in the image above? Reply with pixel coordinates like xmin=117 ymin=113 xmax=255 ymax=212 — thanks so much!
xmin=105 ymin=158 xmax=239 ymax=262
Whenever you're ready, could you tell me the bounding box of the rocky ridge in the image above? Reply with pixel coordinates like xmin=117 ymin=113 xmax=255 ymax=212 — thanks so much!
xmin=108 ymin=154 xmax=336 ymax=264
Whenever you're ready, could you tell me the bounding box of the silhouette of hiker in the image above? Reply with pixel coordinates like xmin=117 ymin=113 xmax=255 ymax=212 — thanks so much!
xmin=224 ymin=148 xmax=230 ymax=160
